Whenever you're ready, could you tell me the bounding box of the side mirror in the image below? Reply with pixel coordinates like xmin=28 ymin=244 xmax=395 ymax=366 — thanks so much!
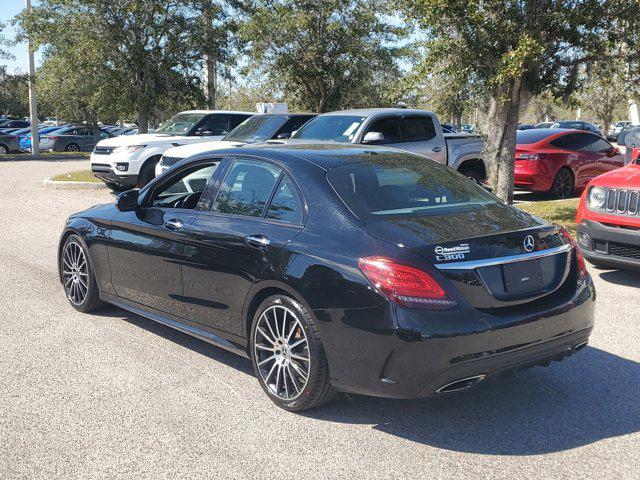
xmin=362 ymin=131 xmax=384 ymax=144
xmin=276 ymin=132 xmax=291 ymax=139
xmin=116 ymin=189 xmax=139 ymax=211
xmin=608 ymin=146 xmax=620 ymax=157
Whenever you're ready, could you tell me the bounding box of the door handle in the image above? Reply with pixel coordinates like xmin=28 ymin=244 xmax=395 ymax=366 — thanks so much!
xmin=432 ymin=146 xmax=443 ymax=153
xmin=245 ymin=234 xmax=271 ymax=248
xmin=164 ymin=218 xmax=184 ymax=231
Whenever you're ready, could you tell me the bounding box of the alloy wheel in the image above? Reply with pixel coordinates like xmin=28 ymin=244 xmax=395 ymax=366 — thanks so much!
xmin=0 ymin=145 xmax=8 ymax=155
xmin=554 ymin=170 xmax=572 ymax=198
xmin=66 ymin=144 xmax=79 ymax=152
xmin=253 ymin=305 xmax=310 ymax=400
xmin=62 ymin=241 xmax=89 ymax=305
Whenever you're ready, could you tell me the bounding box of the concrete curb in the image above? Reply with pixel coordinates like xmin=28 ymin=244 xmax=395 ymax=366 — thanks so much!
xmin=42 ymin=177 xmax=106 ymax=189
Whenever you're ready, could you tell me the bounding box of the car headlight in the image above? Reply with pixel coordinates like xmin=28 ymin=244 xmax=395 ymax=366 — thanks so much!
xmin=113 ymin=145 xmax=146 ymax=154
xmin=587 ymin=186 xmax=607 ymax=210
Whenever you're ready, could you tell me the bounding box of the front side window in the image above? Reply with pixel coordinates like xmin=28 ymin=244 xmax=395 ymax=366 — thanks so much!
xmin=266 ymin=175 xmax=303 ymax=224
xmin=365 ymin=117 xmax=401 ymax=144
xmin=327 ymin=151 xmax=498 ymax=218
xmin=150 ymin=162 xmax=219 ymax=209
xmin=194 ymin=115 xmax=230 ymax=136
xmin=213 ymin=160 xmax=281 ymax=217
xmin=293 ymin=115 xmax=365 ymax=142
xmin=401 ymin=116 xmax=436 ymax=142
xmin=588 ymin=137 xmax=613 ymax=154
xmin=156 ymin=112 xmax=208 ymax=136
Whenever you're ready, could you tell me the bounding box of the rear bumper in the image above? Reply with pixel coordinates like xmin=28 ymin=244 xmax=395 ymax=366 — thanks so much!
xmin=578 ymin=219 xmax=640 ymax=270
xmin=514 ymin=171 xmax=553 ymax=192
xmin=318 ymin=276 xmax=595 ymax=399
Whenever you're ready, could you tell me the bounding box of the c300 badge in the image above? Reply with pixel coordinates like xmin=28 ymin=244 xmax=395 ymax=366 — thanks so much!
xmin=434 ymin=243 xmax=470 ymax=262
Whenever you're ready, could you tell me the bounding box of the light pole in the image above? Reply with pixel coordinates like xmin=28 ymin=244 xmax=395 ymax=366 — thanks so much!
xmin=25 ymin=0 xmax=39 ymax=155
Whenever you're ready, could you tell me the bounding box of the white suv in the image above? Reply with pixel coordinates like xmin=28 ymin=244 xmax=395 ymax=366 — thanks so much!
xmin=90 ymin=110 xmax=253 ymax=191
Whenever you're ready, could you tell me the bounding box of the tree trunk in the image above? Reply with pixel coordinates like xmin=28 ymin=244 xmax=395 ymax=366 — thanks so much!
xmin=204 ymin=54 xmax=217 ymax=110
xmin=137 ymin=109 xmax=149 ymax=134
xmin=484 ymin=77 xmax=525 ymax=204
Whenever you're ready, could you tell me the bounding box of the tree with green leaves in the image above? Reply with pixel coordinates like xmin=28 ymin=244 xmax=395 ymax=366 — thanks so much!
xmin=23 ymin=0 xmax=205 ymax=132
xmin=578 ymin=60 xmax=629 ymax=134
xmin=400 ymin=0 xmax=624 ymax=202
xmin=243 ymin=0 xmax=405 ymax=113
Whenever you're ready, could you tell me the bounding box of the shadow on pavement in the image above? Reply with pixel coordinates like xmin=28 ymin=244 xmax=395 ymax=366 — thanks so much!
xmin=102 ymin=307 xmax=639 ymax=456
xmin=305 ymin=346 xmax=640 ymax=455
xmin=597 ymin=269 xmax=640 ymax=288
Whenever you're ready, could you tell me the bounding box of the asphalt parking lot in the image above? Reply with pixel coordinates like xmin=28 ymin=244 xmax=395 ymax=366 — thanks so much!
xmin=1 ymin=159 xmax=639 ymax=479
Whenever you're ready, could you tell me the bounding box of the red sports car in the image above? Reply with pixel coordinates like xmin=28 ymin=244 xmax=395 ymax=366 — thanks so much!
xmin=514 ymin=129 xmax=625 ymax=198
xmin=576 ymin=148 xmax=640 ymax=270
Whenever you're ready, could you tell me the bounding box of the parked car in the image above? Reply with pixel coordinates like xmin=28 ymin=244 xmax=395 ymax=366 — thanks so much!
xmin=43 ymin=126 xmax=112 ymax=152
xmin=517 ymin=124 xmax=536 ymax=130
xmin=576 ymin=154 xmax=640 ymax=270
xmin=0 ymin=119 xmax=29 ymax=129
xmin=282 ymin=108 xmax=488 ymax=183
xmin=19 ymin=125 xmax=65 ymax=151
xmin=551 ymin=120 xmax=603 ymax=137
xmin=0 ymin=133 xmax=20 ymax=154
xmin=90 ymin=110 xmax=254 ymax=191
xmin=514 ymin=128 xmax=625 ymax=198
xmin=535 ymin=122 xmax=555 ymax=129
xmin=58 ymin=143 xmax=594 ymax=411
xmin=155 ymin=113 xmax=316 ymax=176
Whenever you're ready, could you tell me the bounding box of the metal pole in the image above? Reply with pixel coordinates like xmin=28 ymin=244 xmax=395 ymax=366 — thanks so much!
xmin=25 ymin=0 xmax=39 ymax=155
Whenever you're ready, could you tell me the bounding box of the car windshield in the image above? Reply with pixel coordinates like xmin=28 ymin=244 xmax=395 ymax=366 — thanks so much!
xmin=155 ymin=112 xmax=207 ymax=135
xmin=327 ymin=151 xmax=498 ymax=218
xmin=516 ymin=129 xmax=555 ymax=144
xmin=293 ymin=115 xmax=365 ymax=142
xmin=223 ymin=115 xmax=285 ymax=143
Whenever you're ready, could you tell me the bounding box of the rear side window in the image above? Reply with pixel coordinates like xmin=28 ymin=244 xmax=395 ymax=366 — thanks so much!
xmin=266 ymin=175 xmax=303 ymax=224
xmin=213 ymin=160 xmax=281 ymax=217
xmin=197 ymin=115 xmax=230 ymax=135
xmin=517 ymin=129 xmax=556 ymax=144
xmin=365 ymin=117 xmax=401 ymax=144
xmin=401 ymin=116 xmax=436 ymax=142
xmin=549 ymin=133 xmax=576 ymax=149
xmin=275 ymin=115 xmax=315 ymax=138
xmin=327 ymin=151 xmax=498 ymax=218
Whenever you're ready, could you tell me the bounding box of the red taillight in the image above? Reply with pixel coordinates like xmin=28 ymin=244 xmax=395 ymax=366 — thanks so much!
xmin=560 ymin=228 xmax=587 ymax=279
xmin=49 ymin=136 xmax=58 ymax=140
xmin=358 ymin=257 xmax=456 ymax=310
xmin=10 ymin=136 xmax=18 ymax=141
xmin=516 ymin=153 xmax=540 ymax=161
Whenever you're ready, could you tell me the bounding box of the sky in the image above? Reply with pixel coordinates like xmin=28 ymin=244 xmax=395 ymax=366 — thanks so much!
xmin=1 ymin=0 xmax=43 ymax=74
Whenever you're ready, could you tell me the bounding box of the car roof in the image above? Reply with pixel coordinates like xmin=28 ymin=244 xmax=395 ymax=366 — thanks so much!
xmin=181 ymin=110 xmax=255 ymax=115
xmin=317 ymin=108 xmax=435 ymax=117
xmin=187 ymin=142 xmax=411 ymax=170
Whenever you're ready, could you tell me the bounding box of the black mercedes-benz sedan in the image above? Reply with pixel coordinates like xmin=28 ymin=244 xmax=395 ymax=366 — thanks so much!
xmin=58 ymin=144 xmax=595 ymax=411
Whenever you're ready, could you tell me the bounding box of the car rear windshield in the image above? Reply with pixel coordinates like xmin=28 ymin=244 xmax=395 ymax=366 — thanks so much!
xmin=223 ymin=115 xmax=285 ymax=143
xmin=327 ymin=151 xmax=498 ymax=218
xmin=516 ymin=129 xmax=556 ymax=144
xmin=293 ymin=115 xmax=365 ymax=142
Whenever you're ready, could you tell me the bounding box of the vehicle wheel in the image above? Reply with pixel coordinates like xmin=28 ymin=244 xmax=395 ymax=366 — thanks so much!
xmin=250 ymin=294 xmax=337 ymax=411
xmin=0 ymin=144 xmax=8 ymax=155
xmin=65 ymin=143 xmax=80 ymax=152
xmin=104 ymin=182 xmax=130 ymax=192
xmin=60 ymin=234 xmax=106 ymax=313
xmin=137 ymin=157 xmax=160 ymax=187
xmin=549 ymin=168 xmax=574 ymax=199
xmin=458 ymin=165 xmax=485 ymax=184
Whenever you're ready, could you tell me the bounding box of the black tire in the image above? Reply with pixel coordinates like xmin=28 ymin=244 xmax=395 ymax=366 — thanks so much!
xmin=250 ymin=294 xmax=337 ymax=411
xmin=104 ymin=182 xmax=130 ymax=192
xmin=60 ymin=234 xmax=106 ymax=313
xmin=65 ymin=143 xmax=80 ymax=152
xmin=548 ymin=168 xmax=574 ymax=199
xmin=458 ymin=165 xmax=485 ymax=184
xmin=137 ymin=157 xmax=160 ymax=187
xmin=0 ymin=144 xmax=8 ymax=155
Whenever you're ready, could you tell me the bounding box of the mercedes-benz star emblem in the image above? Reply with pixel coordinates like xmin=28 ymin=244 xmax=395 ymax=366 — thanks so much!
xmin=523 ymin=235 xmax=535 ymax=252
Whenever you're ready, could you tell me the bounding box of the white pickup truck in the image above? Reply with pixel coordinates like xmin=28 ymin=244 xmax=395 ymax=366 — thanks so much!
xmin=285 ymin=108 xmax=487 ymax=182
xmin=90 ymin=110 xmax=253 ymax=191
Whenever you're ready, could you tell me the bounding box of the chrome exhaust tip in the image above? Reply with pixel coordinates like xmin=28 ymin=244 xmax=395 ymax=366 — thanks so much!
xmin=573 ymin=341 xmax=588 ymax=352
xmin=435 ymin=374 xmax=486 ymax=394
